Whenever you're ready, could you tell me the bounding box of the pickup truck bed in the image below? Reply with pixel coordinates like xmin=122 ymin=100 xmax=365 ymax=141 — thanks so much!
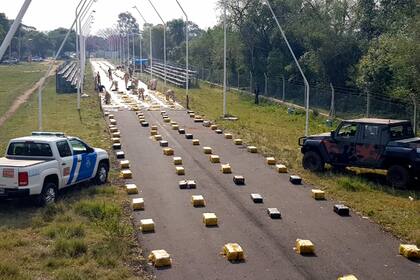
xmin=0 ymin=157 xmax=46 ymax=167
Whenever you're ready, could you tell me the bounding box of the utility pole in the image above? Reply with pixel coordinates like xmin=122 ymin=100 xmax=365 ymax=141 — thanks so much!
xmin=262 ymin=0 xmax=310 ymax=136
xmin=0 ymin=0 xmax=32 ymax=61
xmin=329 ymin=82 xmax=335 ymax=119
xmin=222 ymin=0 xmax=227 ymax=116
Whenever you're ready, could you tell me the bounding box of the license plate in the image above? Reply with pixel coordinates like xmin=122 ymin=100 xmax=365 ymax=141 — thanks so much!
xmin=2 ymin=169 xmax=14 ymax=178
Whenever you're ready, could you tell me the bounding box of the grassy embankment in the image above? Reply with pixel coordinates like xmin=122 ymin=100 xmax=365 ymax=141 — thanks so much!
xmin=140 ymin=74 xmax=420 ymax=245
xmin=0 ymin=63 xmax=47 ymax=117
xmin=0 ymin=63 xmax=151 ymax=280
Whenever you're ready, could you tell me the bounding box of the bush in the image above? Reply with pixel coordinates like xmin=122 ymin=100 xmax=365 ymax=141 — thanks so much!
xmin=44 ymin=223 xmax=85 ymax=239
xmin=54 ymin=238 xmax=87 ymax=258
xmin=0 ymin=263 xmax=21 ymax=280
xmin=42 ymin=203 xmax=64 ymax=222
xmin=74 ymin=200 xmax=120 ymax=221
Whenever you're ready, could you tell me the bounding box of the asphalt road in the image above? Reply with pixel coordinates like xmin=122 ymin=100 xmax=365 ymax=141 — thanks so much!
xmin=109 ymin=108 xmax=419 ymax=280
xmin=94 ymin=60 xmax=419 ymax=280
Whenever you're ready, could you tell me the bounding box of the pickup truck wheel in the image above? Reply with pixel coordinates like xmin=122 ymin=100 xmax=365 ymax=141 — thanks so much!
xmin=387 ymin=165 xmax=409 ymax=189
xmin=35 ymin=182 xmax=57 ymax=206
xmin=94 ymin=162 xmax=108 ymax=185
xmin=303 ymin=151 xmax=325 ymax=172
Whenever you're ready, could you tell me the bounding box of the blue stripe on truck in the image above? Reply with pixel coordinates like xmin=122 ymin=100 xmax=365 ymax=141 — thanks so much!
xmin=67 ymin=155 xmax=78 ymax=185
xmin=76 ymin=152 xmax=97 ymax=182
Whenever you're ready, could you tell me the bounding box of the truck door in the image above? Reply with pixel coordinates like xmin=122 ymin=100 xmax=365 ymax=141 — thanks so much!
xmin=330 ymin=122 xmax=359 ymax=164
xmin=69 ymin=139 xmax=97 ymax=183
xmin=354 ymin=124 xmax=384 ymax=167
xmin=56 ymin=140 xmax=74 ymax=187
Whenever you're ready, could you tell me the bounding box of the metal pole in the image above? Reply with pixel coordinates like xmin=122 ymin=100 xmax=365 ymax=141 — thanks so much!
xmin=264 ymin=73 xmax=268 ymax=95
xmin=282 ymin=75 xmax=285 ymax=101
xmin=150 ymin=25 xmax=153 ymax=81
xmin=139 ymin=33 xmax=143 ymax=74
xmin=329 ymin=82 xmax=335 ymax=119
xmin=38 ymin=18 xmax=77 ymax=130
xmin=262 ymin=0 xmax=310 ymax=136
xmin=132 ymin=6 xmax=151 ymax=80
xmin=175 ymin=0 xmax=189 ymax=108
xmin=127 ymin=33 xmax=130 ymax=66
xmin=132 ymin=33 xmax=135 ymax=72
xmin=250 ymin=71 xmax=252 ymax=95
xmin=147 ymin=0 xmax=167 ymax=90
xmin=0 ymin=0 xmax=32 ymax=61
xmin=223 ymin=0 xmax=227 ymax=116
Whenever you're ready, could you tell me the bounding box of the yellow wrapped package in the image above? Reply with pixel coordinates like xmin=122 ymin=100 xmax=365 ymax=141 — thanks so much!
xmin=119 ymin=160 xmax=130 ymax=169
xmin=266 ymin=157 xmax=276 ymax=165
xmin=276 ymin=164 xmax=288 ymax=173
xmin=112 ymin=132 xmax=121 ymax=138
xmin=222 ymin=243 xmax=244 ymax=261
xmin=110 ymin=127 xmax=118 ymax=133
xmin=192 ymin=139 xmax=200 ymax=145
xmin=311 ymin=189 xmax=325 ymax=200
xmin=151 ymin=125 xmax=158 ymax=131
xmin=163 ymin=148 xmax=174 ymax=156
xmin=150 ymin=130 xmax=158 ymax=136
xmin=172 ymin=124 xmax=179 ymax=130
xmin=173 ymin=157 xmax=183 ymax=165
xmin=110 ymin=119 xmax=117 ymax=125
xmin=175 ymin=166 xmax=185 ymax=175
xmin=148 ymin=250 xmax=172 ymax=267
xmin=125 ymin=183 xmax=138 ymax=194
xmin=170 ymin=121 xmax=177 ymax=125
xmin=247 ymin=146 xmax=258 ymax=153
xmin=210 ymin=155 xmax=220 ymax=163
xmin=112 ymin=137 xmax=120 ymax=144
xmin=295 ymin=239 xmax=315 ymax=254
xmin=203 ymin=213 xmax=218 ymax=226
xmin=233 ymin=139 xmax=243 ymax=145
xmin=221 ymin=164 xmax=232 ymax=174
xmin=399 ymin=244 xmax=420 ymax=259
xmin=203 ymin=147 xmax=212 ymax=154
xmin=140 ymin=219 xmax=155 ymax=232
xmin=338 ymin=275 xmax=358 ymax=280
xmin=154 ymin=134 xmax=162 ymax=141
xmin=191 ymin=195 xmax=205 ymax=207
xmin=210 ymin=124 xmax=218 ymax=130
xmin=120 ymin=170 xmax=133 ymax=179
xmin=224 ymin=133 xmax=233 ymax=139
xmin=132 ymin=198 xmax=144 ymax=210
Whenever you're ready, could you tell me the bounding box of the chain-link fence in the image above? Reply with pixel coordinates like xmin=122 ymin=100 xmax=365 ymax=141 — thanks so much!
xmin=194 ymin=67 xmax=418 ymax=132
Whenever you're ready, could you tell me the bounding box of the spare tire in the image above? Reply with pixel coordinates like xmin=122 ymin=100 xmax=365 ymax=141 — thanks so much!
xmin=387 ymin=165 xmax=410 ymax=189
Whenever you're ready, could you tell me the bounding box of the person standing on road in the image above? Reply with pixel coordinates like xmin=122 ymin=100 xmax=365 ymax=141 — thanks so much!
xmin=108 ymin=67 xmax=112 ymax=81
xmin=124 ymin=72 xmax=130 ymax=90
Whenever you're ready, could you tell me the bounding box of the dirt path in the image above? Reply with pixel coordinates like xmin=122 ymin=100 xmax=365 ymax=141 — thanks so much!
xmin=0 ymin=64 xmax=58 ymax=128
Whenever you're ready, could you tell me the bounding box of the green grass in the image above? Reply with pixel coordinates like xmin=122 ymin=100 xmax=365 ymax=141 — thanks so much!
xmin=142 ymin=75 xmax=420 ymax=245
xmin=0 ymin=62 xmax=47 ymax=117
xmin=0 ymin=64 xmax=151 ymax=280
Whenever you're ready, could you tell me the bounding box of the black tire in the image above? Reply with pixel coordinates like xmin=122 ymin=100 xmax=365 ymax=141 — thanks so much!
xmin=35 ymin=181 xmax=58 ymax=206
xmin=94 ymin=161 xmax=109 ymax=185
xmin=302 ymin=151 xmax=325 ymax=172
xmin=387 ymin=165 xmax=410 ymax=189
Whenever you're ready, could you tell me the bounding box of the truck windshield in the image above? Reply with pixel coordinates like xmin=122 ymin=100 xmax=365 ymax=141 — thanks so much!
xmin=7 ymin=142 xmax=53 ymax=157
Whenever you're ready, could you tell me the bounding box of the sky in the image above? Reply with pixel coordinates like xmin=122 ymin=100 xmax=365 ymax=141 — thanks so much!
xmin=0 ymin=0 xmax=221 ymax=34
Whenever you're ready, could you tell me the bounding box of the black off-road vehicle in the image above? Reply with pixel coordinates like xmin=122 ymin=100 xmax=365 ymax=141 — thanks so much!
xmin=299 ymin=118 xmax=420 ymax=188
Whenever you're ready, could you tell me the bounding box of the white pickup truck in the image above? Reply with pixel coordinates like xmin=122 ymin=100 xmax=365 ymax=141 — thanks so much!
xmin=0 ymin=132 xmax=109 ymax=205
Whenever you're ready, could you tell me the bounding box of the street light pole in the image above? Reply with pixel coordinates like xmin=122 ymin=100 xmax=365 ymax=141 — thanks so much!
xmin=147 ymin=0 xmax=167 ymax=91
xmin=223 ymin=0 xmax=227 ymax=116
xmin=133 ymin=6 xmax=153 ymax=81
xmin=175 ymin=0 xmax=189 ymax=109
xmin=262 ymin=0 xmax=310 ymax=136
xmin=0 ymin=0 xmax=32 ymax=61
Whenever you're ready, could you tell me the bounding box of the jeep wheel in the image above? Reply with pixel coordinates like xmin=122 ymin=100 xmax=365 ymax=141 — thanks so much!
xmin=35 ymin=182 xmax=58 ymax=206
xmin=303 ymin=151 xmax=325 ymax=172
xmin=94 ymin=161 xmax=109 ymax=185
xmin=387 ymin=165 xmax=410 ymax=189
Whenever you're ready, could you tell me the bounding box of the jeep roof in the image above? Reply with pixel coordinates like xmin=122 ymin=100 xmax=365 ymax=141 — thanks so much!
xmin=344 ymin=118 xmax=410 ymax=125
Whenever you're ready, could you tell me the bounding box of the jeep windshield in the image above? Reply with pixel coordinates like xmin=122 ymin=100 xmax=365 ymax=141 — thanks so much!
xmin=389 ymin=124 xmax=414 ymax=140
